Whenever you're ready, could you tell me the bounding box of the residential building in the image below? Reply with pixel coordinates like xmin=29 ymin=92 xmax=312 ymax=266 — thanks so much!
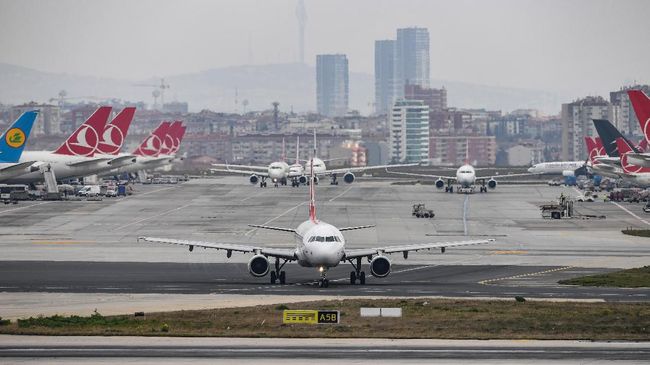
xmin=316 ymin=54 xmax=349 ymax=117
xmin=374 ymin=40 xmax=395 ymax=115
xmin=428 ymin=135 xmax=496 ymax=166
xmin=610 ymin=85 xmax=650 ymax=136
xmin=11 ymin=102 xmax=61 ymax=136
xmin=389 ymin=100 xmax=429 ymax=163
xmin=393 ymin=27 xmax=430 ymax=99
xmin=561 ymin=96 xmax=614 ymax=160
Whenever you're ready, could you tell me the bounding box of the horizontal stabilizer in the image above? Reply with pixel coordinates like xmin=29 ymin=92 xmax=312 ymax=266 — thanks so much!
xmin=66 ymin=158 xmax=112 ymax=167
xmin=338 ymin=224 xmax=376 ymax=232
xmin=247 ymin=224 xmax=296 ymax=233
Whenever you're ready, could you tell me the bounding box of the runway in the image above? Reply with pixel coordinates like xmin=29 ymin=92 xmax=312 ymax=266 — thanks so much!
xmin=1 ymin=336 xmax=649 ymax=362
xmin=1 ymin=261 xmax=647 ymax=301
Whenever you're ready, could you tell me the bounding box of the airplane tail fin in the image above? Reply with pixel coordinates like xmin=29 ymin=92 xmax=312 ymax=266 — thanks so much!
xmin=54 ymin=106 xmax=112 ymax=157
xmin=170 ymin=124 xmax=186 ymax=154
xmin=308 ymin=157 xmax=316 ymax=222
xmin=133 ymin=121 xmax=171 ymax=157
xmin=584 ymin=136 xmax=599 ymax=165
xmin=592 ymin=119 xmax=639 ymax=157
xmin=97 ymin=107 xmax=136 ymax=155
xmin=639 ymin=138 xmax=649 ymax=153
xmin=627 ymin=90 xmax=650 ymax=144
xmin=0 ymin=110 xmax=38 ymax=163
xmin=616 ymin=137 xmax=650 ymax=174
xmin=159 ymin=121 xmax=181 ymax=155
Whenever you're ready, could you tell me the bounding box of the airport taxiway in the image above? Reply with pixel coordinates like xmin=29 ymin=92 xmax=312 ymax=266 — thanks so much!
xmin=1 ymin=177 xmax=650 ymax=318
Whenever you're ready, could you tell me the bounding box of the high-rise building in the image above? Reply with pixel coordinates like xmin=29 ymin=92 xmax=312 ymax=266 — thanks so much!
xmin=316 ymin=54 xmax=349 ymax=117
xmin=394 ymin=27 xmax=430 ymax=100
xmin=374 ymin=40 xmax=395 ymax=115
xmin=404 ymin=84 xmax=446 ymax=112
xmin=11 ymin=102 xmax=61 ymax=136
xmin=389 ymin=99 xmax=429 ymax=163
xmin=561 ymin=96 xmax=614 ymax=160
xmin=610 ymin=85 xmax=650 ymax=136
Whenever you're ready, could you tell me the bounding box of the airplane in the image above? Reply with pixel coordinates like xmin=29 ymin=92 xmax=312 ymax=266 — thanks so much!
xmin=211 ymin=138 xmax=292 ymax=188
xmin=1 ymin=107 xmax=117 ymax=184
xmin=624 ymin=90 xmax=650 ymax=167
xmin=140 ymin=159 xmax=493 ymax=288
xmin=585 ymin=136 xmax=622 ymax=178
xmin=0 ymin=111 xmax=39 ymax=182
xmin=526 ymin=160 xmax=585 ymax=176
xmin=615 ymin=138 xmax=650 ymax=187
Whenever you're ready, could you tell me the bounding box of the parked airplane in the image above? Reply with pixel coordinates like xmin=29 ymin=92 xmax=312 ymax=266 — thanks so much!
xmin=526 ymin=161 xmax=585 ymax=176
xmin=585 ymin=136 xmax=622 ymax=178
xmin=2 ymin=107 xmax=116 ymax=184
xmin=140 ymin=159 xmax=493 ymax=287
xmin=0 ymin=111 xmax=39 ymax=181
xmin=624 ymin=90 xmax=650 ymax=167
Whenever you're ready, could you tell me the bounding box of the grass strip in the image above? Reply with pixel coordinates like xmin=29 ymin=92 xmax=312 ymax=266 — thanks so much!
xmin=559 ymin=266 xmax=650 ymax=288
xmin=2 ymin=299 xmax=650 ymax=340
xmin=622 ymin=229 xmax=650 ymax=238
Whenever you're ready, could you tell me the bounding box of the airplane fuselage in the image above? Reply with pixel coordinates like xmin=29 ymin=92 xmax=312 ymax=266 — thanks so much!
xmin=455 ymin=164 xmax=476 ymax=188
xmin=3 ymin=151 xmax=113 ymax=184
xmin=294 ymin=219 xmax=345 ymax=268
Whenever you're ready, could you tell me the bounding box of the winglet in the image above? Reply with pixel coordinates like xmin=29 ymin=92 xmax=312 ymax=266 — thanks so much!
xmin=54 ymin=106 xmax=112 ymax=157
xmin=97 ymin=107 xmax=136 ymax=155
xmin=0 ymin=110 xmax=38 ymax=163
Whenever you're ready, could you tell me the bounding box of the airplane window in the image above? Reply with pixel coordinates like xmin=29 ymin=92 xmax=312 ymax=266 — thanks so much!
xmin=316 ymin=236 xmax=324 ymax=242
xmin=326 ymin=236 xmax=335 ymax=242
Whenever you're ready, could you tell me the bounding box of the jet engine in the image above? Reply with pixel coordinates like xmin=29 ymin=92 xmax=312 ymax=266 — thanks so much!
xmin=298 ymin=175 xmax=307 ymax=184
xmin=249 ymin=174 xmax=259 ymax=185
xmin=247 ymin=255 xmax=269 ymax=277
xmin=488 ymin=179 xmax=497 ymax=189
xmin=370 ymin=256 xmax=391 ymax=278
xmin=343 ymin=172 xmax=355 ymax=184
xmin=435 ymin=179 xmax=445 ymax=189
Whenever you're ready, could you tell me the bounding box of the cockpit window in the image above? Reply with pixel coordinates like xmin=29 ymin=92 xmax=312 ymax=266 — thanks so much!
xmin=326 ymin=236 xmax=335 ymax=242
xmin=315 ymin=236 xmax=324 ymax=242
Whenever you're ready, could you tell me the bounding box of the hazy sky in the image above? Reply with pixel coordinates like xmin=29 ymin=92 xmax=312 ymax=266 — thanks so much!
xmin=0 ymin=0 xmax=648 ymax=96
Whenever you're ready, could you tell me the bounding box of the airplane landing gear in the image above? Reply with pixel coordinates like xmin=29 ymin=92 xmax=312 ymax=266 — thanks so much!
xmin=318 ymin=267 xmax=329 ymax=288
xmin=259 ymin=178 xmax=267 ymax=188
xmin=270 ymin=257 xmax=288 ymax=284
xmin=330 ymin=174 xmax=339 ymax=185
xmin=445 ymin=186 xmax=454 ymax=193
xmin=347 ymin=257 xmax=366 ymax=285
xmin=480 ymin=186 xmax=487 ymax=193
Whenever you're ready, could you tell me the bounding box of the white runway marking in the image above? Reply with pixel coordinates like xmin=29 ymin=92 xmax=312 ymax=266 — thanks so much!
xmin=611 ymin=201 xmax=650 ymax=227
xmin=0 ymin=201 xmax=54 ymax=215
xmin=462 ymin=194 xmax=469 ymax=236
xmin=329 ymin=186 xmax=353 ymax=202
xmin=240 ymin=189 xmax=266 ymax=202
xmin=116 ymin=203 xmax=192 ymax=230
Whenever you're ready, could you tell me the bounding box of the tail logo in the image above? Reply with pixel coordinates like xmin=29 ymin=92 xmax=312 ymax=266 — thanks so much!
xmin=98 ymin=124 xmax=125 ymax=154
xmin=5 ymin=128 xmax=26 ymax=148
xmin=621 ymin=153 xmax=643 ymax=174
xmin=64 ymin=124 xmax=99 ymax=156
xmin=644 ymin=117 xmax=650 ymax=144
xmin=140 ymin=135 xmax=162 ymax=155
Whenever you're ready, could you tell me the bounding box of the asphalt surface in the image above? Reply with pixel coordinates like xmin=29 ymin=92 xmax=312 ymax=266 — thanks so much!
xmin=1 ymin=261 xmax=648 ymax=301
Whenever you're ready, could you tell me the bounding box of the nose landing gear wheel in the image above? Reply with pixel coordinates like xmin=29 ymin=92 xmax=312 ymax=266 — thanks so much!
xmin=318 ymin=279 xmax=329 ymax=288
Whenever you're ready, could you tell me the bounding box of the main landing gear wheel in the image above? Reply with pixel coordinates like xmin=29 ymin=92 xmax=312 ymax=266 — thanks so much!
xmin=270 ymin=271 xmax=277 ymax=284
xmin=279 ymin=270 xmax=286 ymax=284
xmin=350 ymin=271 xmax=356 ymax=284
xmin=359 ymin=271 xmax=366 ymax=285
xmin=318 ymin=279 xmax=329 ymax=288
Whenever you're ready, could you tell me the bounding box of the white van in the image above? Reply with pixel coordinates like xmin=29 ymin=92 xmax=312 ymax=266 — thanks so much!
xmin=77 ymin=185 xmax=101 ymax=197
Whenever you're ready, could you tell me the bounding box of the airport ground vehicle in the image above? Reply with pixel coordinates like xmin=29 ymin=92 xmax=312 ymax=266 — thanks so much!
xmin=77 ymin=185 xmax=100 ymax=197
xmin=412 ymin=203 xmax=435 ymax=218
xmin=644 ymin=202 xmax=650 ymax=213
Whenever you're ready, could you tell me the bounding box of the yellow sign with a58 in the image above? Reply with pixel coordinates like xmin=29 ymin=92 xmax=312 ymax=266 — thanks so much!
xmin=283 ymin=310 xmax=339 ymax=324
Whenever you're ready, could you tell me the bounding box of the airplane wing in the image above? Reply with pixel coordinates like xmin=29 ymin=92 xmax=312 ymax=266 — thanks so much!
xmin=0 ymin=161 xmax=38 ymax=173
xmin=343 ymin=239 xmax=493 ymax=260
xmin=627 ymin=153 xmax=650 ymax=165
xmin=108 ymin=155 xmax=137 ymax=166
xmin=384 ymin=168 xmax=457 ymax=181
xmin=210 ymin=167 xmax=270 ymax=177
xmin=212 ymin=163 xmax=268 ymax=171
xmin=338 ymin=225 xmax=376 ymax=232
xmin=477 ymin=172 xmax=541 ymax=180
xmin=66 ymin=158 xmax=112 ymax=167
xmin=316 ymin=163 xmax=419 ymax=177
xmin=138 ymin=237 xmax=297 ymax=260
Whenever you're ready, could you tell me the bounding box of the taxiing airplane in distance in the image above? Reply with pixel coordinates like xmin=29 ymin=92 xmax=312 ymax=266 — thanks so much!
xmin=140 ymin=159 xmax=493 ymax=287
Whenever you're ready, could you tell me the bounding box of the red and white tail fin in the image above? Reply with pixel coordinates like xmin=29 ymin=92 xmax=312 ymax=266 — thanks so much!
xmin=53 ymin=106 xmax=112 ymax=157
xmin=159 ymin=121 xmax=181 ymax=155
xmin=133 ymin=121 xmax=171 ymax=157
xmin=627 ymin=90 xmax=650 ymax=145
xmin=308 ymin=158 xmax=317 ymax=222
xmin=638 ymin=138 xmax=648 ymax=153
xmin=585 ymin=136 xmax=599 ymax=165
xmin=616 ymin=137 xmax=650 ymax=174
xmin=170 ymin=124 xmax=186 ymax=154
xmin=97 ymin=107 xmax=136 ymax=155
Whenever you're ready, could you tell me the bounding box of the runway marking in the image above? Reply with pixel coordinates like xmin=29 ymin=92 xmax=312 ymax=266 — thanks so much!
xmin=328 ymin=186 xmax=353 ymax=202
xmin=462 ymin=194 xmax=469 ymax=236
xmin=245 ymin=202 xmax=307 ymax=235
xmin=0 ymin=201 xmax=55 ymax=215
xmin=136 ymin=186 xmax=178 ymax=197
xmin=478 ymin=266 xmax=574 ymax=285
xmin=116 ymin=203 xmax=192 ymax=230
xmin=611 ymin=201 xmax=650 ymax=227
xmin=490 ymin=250 xmax=528 ymax=255
xmin=31 ymin=240 xmax=95 ymax=245
xmin=241 ymin=189 xmax=266 ymax=202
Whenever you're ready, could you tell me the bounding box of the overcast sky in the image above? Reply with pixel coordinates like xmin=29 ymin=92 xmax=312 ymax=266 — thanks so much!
xmin=0 ymin=0 xmax=648 ymax=97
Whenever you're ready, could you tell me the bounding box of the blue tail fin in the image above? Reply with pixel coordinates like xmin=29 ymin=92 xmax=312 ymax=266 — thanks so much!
xmin=0 ymin=110 xmax=38 ymax=163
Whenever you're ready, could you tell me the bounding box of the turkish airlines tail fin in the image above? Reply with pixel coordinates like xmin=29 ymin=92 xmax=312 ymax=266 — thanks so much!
xmin=585 ymin=136 xmax=600 ymax=165
xmin=616 ymin=138 xmax=650 ymax=174
xmin=97 ymin=107 xmax=136 ymax=155
xmin=170 ymin=124 xmax=186 ymax=154
xmin=592 ymin=119 xmax=639 ymax=157
xmin=639 ymin=138 xmax=648 ymax=153
xmin=53 ymin=106 xmax=112 ymax=156
xmin=628 ymin=90 xmax=650 ymax=144
xmin=133 ymin=121 xmax=171 ymax=157
xmin=158 ymin=121 xmax=182 ymax=155
xmin=0 ymin=110 xmax=38 ymax=163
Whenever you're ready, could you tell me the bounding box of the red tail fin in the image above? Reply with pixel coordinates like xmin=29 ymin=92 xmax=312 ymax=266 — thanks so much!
xmin=308 ymin=158 xmax=316 ymax=222
xmin=616 ymin=137 xmax=650 ymax=174
xmin=133 ymin=121 xmax=171 ymax=157
xmin=585 ymin=136 xmax=599 ymax=165
xmin=158 ymin=121 xmax=181 ymax=155
xmin=170 ymin=124 xmax=186 ymax=154
xmin=97 ymin=107 xmax=136 ymax=155
xmin=639 ymin=138 xmax=648 ymax=153
xmin=53 ymin=106 xmax=112 ymax=156
xmin=628 ymin=90 xmax=650 ymax=144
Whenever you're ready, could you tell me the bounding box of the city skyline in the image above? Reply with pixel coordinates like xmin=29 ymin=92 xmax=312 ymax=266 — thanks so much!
xmin=0 ymin=0 xmax=648 ymax=102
